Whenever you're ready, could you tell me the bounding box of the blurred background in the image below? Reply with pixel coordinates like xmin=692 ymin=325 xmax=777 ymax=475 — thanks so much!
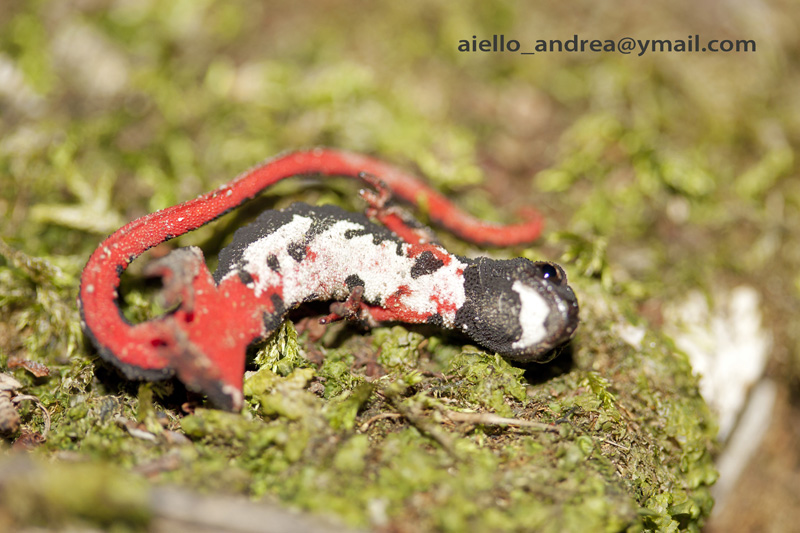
xmin=1 ymin=0 xmax=799 ymax=531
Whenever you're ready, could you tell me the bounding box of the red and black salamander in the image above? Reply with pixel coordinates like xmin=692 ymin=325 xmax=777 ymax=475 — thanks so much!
xmin=79 ymin=149 xmax=579 ymax=410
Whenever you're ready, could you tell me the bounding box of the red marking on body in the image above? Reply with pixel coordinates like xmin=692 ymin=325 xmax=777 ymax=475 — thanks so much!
xmin=373 ymin=285 xmax=433 ymax=323
xmin=394 ymin=285 xmax=412 ymax=297
xmin=367 ymin=305 xmax=432 ymax=324
xmin=405 ymin=243 xmax=452 ymax=266
xmin=430 ymin=294 xmax=458 ymax=317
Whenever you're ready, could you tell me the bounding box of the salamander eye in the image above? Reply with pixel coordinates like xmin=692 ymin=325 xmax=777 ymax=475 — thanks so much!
xmin=536 ymin=262 xmax=565 ymax=284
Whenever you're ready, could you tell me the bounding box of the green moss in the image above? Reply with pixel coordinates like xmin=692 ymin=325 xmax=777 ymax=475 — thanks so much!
xmin=325 ymin=382 xmax=376 ymax=431
xmin=252 ymin=320 xmax=305 ymax=376
xmin=245 ymin=367 xmax=318 ymax=420
xmin=373 ymin=326 xmax=426 ymax=371
xmin=446 ymin=351 xmax=528 ymax=416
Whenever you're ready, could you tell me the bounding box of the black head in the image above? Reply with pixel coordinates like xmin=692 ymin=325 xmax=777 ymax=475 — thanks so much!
xmin=454 ymin=257 xmax=579 ymax=362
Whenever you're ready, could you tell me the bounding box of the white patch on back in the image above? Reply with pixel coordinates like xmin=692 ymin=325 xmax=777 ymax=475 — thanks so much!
xmin=510 ymin=280 xmax=550 ymax=350
xmin=224 ymin=214 xmax=468 ymax=325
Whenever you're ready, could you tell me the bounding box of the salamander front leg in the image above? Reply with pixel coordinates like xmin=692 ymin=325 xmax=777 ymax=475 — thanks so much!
xmin=358 ymin=172 xmax=438 ymax=245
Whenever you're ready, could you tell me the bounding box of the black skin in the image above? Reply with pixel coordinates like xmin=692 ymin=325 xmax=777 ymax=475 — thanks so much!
xmin=454 ymin=257 xmax=579 ymax=362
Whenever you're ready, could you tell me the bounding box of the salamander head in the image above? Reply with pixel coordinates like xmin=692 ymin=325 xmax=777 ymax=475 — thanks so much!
xmin=454 ymin=257 xmax=579 ymax=362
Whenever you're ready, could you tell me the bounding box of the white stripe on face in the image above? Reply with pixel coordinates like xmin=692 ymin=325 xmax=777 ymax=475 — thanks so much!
xmin=510 ymin=280 xmax=549 ymax=351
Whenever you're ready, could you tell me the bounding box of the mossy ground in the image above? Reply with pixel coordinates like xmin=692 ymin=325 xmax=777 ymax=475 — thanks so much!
xmin=1 ymin=1 xmax=798 ymax=531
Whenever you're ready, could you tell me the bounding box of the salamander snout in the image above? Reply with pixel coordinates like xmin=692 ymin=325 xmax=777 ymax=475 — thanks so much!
xmin=454 ymin=257 xmax=579 ymax=363
xmin=508 ymin=261 xmax=579 ymax=362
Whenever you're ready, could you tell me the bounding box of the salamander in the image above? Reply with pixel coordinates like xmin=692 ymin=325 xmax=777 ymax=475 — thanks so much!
xmin=79 ymin=149 xmax=579 ymax=410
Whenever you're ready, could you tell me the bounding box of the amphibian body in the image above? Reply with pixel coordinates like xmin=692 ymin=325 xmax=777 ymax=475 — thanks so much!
xmin=79 ymin=149 xmax=579 ymax=410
